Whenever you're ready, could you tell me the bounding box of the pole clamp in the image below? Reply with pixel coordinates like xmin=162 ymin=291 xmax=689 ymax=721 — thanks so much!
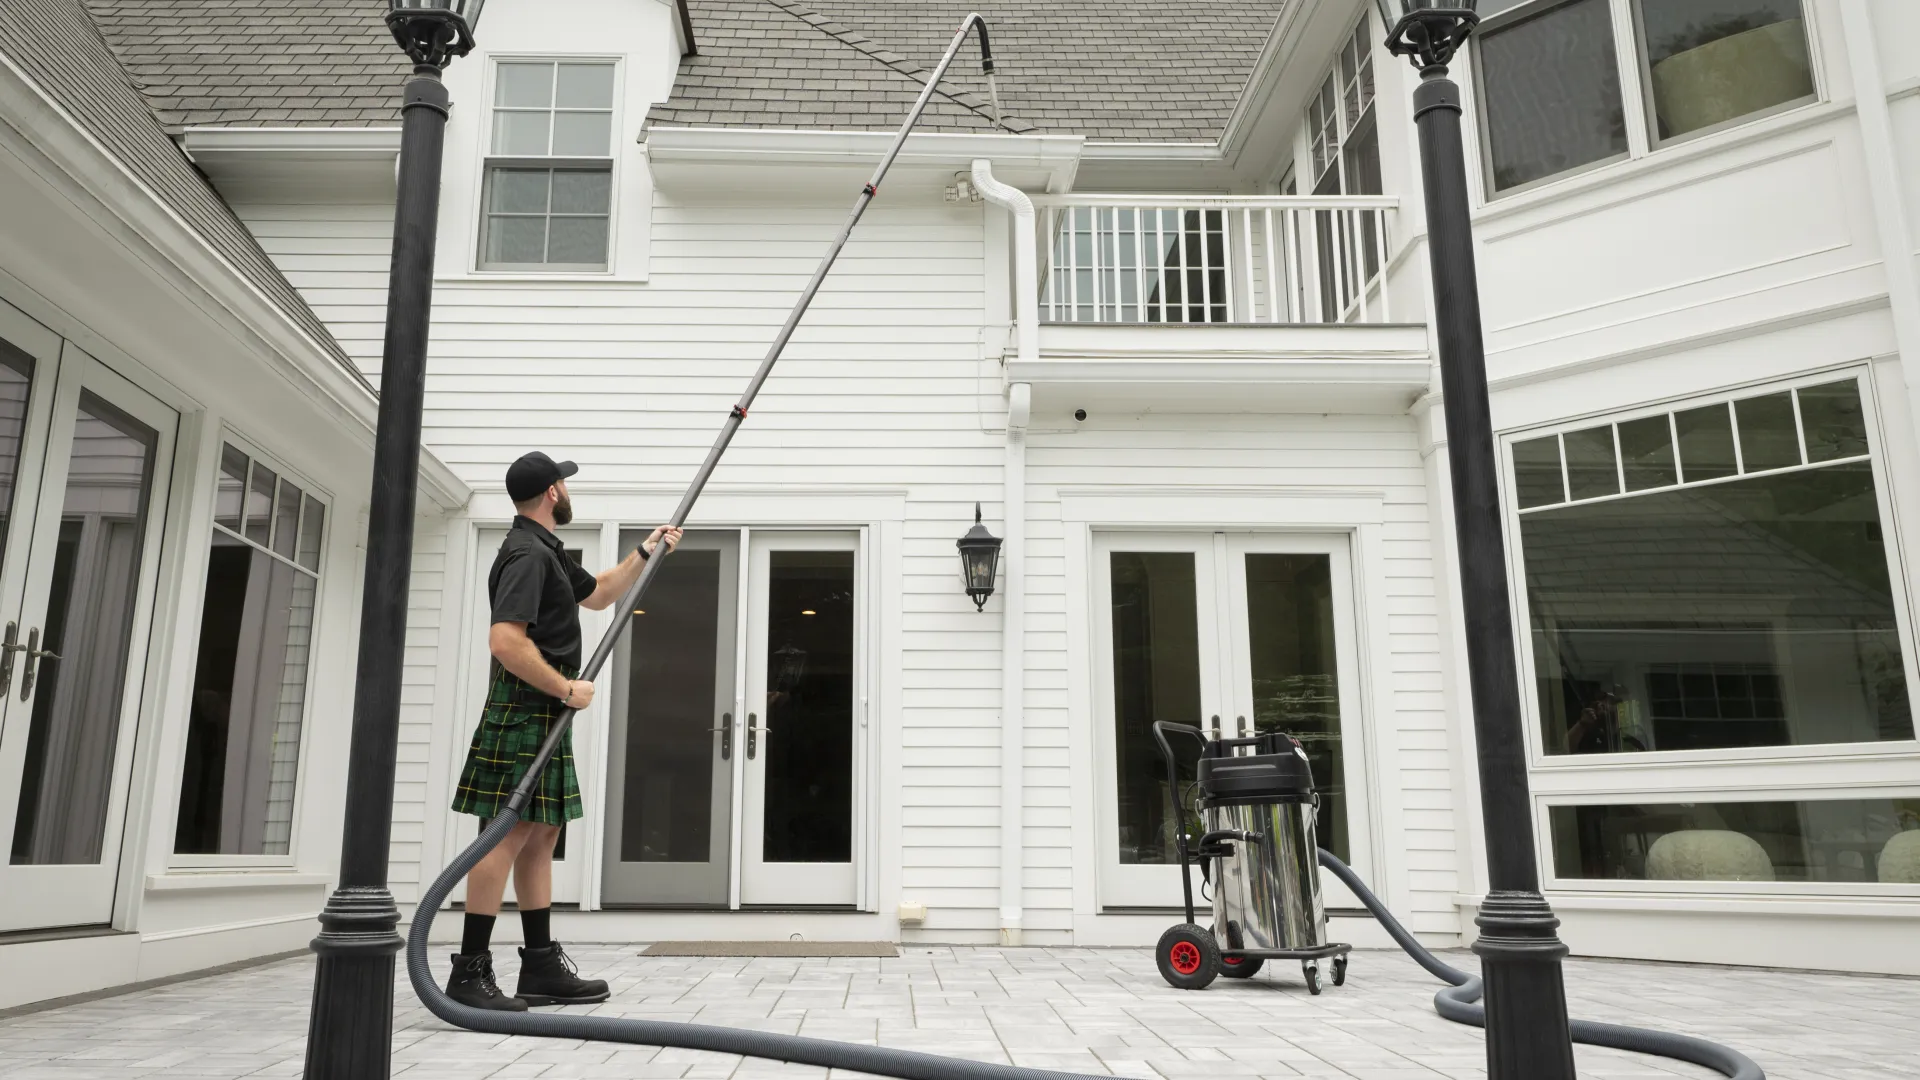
xmin=863 ymin=183 xmax=878 ymax=197
xmin=731 ymin=404 xmax=748 ymax=419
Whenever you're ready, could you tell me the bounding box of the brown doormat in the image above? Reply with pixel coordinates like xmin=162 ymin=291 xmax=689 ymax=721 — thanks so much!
xmin=641 ymin=941 xmax=898 ymax=957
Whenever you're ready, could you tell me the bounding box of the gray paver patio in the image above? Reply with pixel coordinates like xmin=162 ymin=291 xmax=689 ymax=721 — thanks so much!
xmin=0 ymin=945 xmax=1911 ymax=1079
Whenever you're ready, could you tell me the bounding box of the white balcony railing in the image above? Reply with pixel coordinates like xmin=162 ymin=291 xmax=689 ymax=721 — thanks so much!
xmin=1031 ymin=195 xmax=1398 ymax=326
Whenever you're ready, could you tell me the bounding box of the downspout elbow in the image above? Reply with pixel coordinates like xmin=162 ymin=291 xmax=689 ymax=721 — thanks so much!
xmin=971 ymin=159 xmax=1039 ymax=366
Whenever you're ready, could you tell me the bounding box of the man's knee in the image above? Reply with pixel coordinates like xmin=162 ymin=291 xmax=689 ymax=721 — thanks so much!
xmin=518 ymin=822 xmax=561 ymax=853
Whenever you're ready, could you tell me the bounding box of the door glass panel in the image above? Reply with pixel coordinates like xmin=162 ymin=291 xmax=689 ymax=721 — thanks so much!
xmin=624 ymin=548 xmax=723 ymax=864
xmin=11 ymin=392 xmax=159 ymax=865
xmin=1244 ymin=553 xmax=1349 ymax=862
xmin=762 ymin=550 xmax=854 ymax=863
xmin=1110 ymin=552 xmax=1202 ymax=866
xmin=0 ymin=341 xmax=34 ymax=553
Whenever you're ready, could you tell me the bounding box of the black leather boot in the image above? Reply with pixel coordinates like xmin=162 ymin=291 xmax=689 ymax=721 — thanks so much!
xmin=515 ymin=942 xmax=610 ymax=1006
xmin=445 ymin=952 xmax=528 ymax=1011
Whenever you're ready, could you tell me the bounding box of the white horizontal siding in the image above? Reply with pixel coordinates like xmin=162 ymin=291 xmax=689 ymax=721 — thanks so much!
xmin=232 ymin=203 xmax=392 ymax=382
xmin=234 ymin=190 xmax=1455 ymax=942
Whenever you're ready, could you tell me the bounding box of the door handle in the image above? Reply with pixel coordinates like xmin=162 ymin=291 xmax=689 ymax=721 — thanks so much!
xmin=1236 ymin=715 xmax=1248 ymax=739
xmin=0 ymin=621 xmax=19 ymax=696
xmin=747 ymin=712 xmax=758 ymax=759
xmin=21 ymin=626 xmax=58 ymax=701
xmin=716 ymin=713 xmax=733 ymax=760
xmin=1208 ymin=714 xmax=1222 ymax=740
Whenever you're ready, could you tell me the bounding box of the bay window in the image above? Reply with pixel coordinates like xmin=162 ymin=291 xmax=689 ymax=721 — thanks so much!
xmin=1474 ymin=0 xmax=1816 ymax=196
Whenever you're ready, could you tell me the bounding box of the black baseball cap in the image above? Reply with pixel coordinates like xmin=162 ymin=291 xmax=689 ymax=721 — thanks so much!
xmin=505 ymin=451 xmax=578 ymax=502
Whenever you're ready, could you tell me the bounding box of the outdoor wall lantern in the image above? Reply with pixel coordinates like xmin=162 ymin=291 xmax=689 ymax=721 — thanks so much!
xmin=957 ymin=503 xmax=1002 ymax=611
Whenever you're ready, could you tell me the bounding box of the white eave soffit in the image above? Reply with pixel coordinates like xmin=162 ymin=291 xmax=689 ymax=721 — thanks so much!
xmin=641 ymin=128 xmax=1083 ymax=194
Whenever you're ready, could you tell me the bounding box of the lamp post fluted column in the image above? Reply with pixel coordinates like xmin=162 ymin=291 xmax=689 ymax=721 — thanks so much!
xmin=1374 ymin=4 xmax=1579 ymax=1077
xmin=305 ymin=5 xmax=481 ymax=1077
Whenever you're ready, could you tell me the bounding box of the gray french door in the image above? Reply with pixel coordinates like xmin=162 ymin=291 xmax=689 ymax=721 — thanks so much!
xmin=601 ymin=529 xmax=739 ymax=906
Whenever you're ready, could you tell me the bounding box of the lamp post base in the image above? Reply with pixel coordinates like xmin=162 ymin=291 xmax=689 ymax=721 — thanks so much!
xmin=1474 ymin=891 xmax=1578 ymax=1080
xmin=304 ymin=886 xmax=403 ymax=1078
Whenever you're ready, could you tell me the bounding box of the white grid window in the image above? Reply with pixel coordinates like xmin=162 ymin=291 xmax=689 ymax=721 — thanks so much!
xmin=1508 ymin=374 xmax=1919 ymax=893
xmin=479 ymin=60 xmax=617 ymax=272
xmin=176 ymin=442 xmax=326 ymax=858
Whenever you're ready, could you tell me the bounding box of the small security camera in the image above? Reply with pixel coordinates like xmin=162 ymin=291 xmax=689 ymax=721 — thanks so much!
xmin=1073 ymin=408 xmax=1088 ymax=422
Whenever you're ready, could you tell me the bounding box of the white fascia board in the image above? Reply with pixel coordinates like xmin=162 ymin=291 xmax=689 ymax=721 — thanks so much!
xmin=1079 ymin=142 xmax=1224 ymax=162
xmin=643 ymin=127 xmax=1084 ymax=183
xmin=178 ymin=126 xmax=404 ymax=159
xmin=1216 ymin=0 xmax=1314 ymax=162
xmin=0 ymin=64 xmax=468 ymax=511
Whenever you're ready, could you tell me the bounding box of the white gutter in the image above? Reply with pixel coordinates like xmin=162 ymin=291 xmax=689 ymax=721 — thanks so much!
xmin=971 ymin=158 xmax=1033 ymax=946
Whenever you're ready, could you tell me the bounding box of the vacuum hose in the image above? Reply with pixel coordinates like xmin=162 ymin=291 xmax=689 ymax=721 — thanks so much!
xmin=403 ymin=14 xmax=1762 ymax=1080
xmin=1317 ymin=850 xmax=1765 ymax=1080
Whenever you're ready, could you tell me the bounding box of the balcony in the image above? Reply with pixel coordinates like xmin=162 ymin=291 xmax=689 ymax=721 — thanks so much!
xmin=1010 ymin=196 xmax=1431 ymax=416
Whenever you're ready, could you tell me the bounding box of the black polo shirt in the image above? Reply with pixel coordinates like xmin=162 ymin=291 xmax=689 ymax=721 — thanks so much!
xmin=489 ymin=516 xmax=599 ymax=671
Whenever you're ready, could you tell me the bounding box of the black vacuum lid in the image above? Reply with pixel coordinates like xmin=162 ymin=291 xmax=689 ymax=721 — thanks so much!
xmin=1197 ymin=733 xmax=1314 ymax=802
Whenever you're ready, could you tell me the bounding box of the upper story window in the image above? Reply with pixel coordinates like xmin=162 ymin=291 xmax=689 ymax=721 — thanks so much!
xmin=479 ymin=60 xmax=618 ymax=272
xmin=1307 ymin=16 xmax=1379 ymax=198
xmin=1474 ymin=0 xmax=1815 ymax=196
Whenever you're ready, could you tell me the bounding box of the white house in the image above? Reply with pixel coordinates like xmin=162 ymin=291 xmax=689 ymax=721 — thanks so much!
xmin=2 ymin=0 xmax=1919 ymax=1012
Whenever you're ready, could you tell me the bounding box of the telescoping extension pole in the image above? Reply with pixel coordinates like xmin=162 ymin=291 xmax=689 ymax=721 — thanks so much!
xmin=405 ymin=18 xmax=1116 ymax=1080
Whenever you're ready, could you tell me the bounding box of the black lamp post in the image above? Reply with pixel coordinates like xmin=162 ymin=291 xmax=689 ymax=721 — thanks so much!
xmin=304 ymin=3 xmax=483 ymax=1077
xmin=1371 ymin=2 xmax=1578 ymax=1078
xmin=957 ymin=503 xmax=1002 ymax=611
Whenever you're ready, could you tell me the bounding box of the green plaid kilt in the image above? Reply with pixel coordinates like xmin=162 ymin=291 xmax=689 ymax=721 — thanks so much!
xmin=451 ymin=662 xmax=583 ymax=827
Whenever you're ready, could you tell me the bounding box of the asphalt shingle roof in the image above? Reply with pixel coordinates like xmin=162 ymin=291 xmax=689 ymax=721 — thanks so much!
xmin=648 ymin=0 xmax=1288 ymax=141
xmin=83 ymin=0 xmax=410 ymax=130
xmin=0 ymin=0 xmax=362 ymax=378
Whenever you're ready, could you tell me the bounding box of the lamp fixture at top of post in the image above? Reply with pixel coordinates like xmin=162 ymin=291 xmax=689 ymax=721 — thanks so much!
xmin=1373 ymin=0 xmax=1479 ymax=70
xmin=387 ymin=0 xmax=486 ymax=67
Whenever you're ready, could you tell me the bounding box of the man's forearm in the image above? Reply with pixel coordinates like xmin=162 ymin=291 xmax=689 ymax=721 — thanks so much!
xmin=588 ymin=548 xmax=646 ymax=609
xmin=494 ymin=633 xmax=570 ymax=698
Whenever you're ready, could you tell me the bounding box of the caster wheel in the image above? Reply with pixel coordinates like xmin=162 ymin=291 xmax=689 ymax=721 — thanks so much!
xmin=1303 ymin=961 xmax=1322 ymax=996
xmin=1218 ymin=955 xmax=1264 ymax=979
xmin=1155 ymin=925 xmax=1220 ymax=990
xmin=1332 ymin=957 xmax=1348 ymax=987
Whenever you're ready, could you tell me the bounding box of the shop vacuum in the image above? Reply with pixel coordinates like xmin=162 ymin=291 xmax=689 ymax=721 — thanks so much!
xmin=403 ymin=15 xmax=1765 ymax=1080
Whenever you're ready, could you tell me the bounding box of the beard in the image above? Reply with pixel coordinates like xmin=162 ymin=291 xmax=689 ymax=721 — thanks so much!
xmin=553 ymin=492 xmax=574 ymax=526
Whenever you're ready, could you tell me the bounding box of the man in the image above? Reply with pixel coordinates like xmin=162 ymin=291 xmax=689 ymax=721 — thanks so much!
xmin=445 ymin=451 xmax=681 ymax=1010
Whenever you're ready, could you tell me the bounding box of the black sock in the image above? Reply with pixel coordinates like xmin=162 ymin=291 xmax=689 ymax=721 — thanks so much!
xmin=461 ymin=912 xmax=496 ymax=957
xmin=521 ymin=906 xmax=552 ymax=950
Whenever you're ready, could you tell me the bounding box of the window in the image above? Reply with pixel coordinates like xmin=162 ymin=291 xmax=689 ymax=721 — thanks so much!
xmin=1511 ymin=378 xmax=1914 ymax=759
xmin=1550 ymin=797 xmax=1920 ymax=884
xmin=174 ymin=443 xmax=325 ymax=857
xmin=479 ymin=60 xmax=617 ymax=272
xmin=1303 ymin=16 xmax=1382 ymax=321
xmin=1474 ymin=0 xmax=1815 ymax=195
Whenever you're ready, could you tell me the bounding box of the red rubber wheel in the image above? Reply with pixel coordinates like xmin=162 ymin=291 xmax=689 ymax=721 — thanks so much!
xmin=1155 ymin=924 xmax=1220 ymax=990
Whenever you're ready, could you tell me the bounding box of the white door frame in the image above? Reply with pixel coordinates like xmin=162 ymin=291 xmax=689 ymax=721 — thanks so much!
xmin=1221 ymin=531 xmax=1374 ymax=907
xmin=1089 ymin=531 xmax=1228 ymax=909
xmin=0 ymin=342 xmax=176 ymax=932
xmin=739 ymin=529 xmax=863 ymax=907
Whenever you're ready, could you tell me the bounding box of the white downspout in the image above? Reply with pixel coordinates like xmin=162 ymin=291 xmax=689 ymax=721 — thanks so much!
xmin=973 ymin=158 xmax=1035 ymax=946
